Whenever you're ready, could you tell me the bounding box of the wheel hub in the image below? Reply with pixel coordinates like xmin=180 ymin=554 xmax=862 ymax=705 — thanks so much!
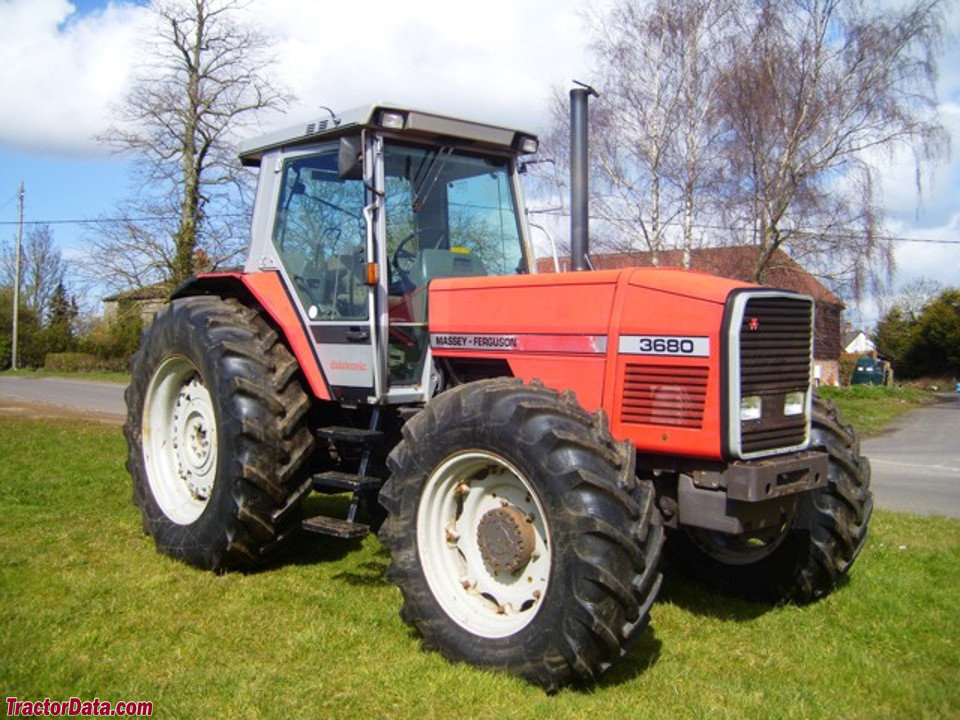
xmin=172 ymin=378 xmax=217 ymax=501
xmin=476 ymin=505 xmax=535 ymax=574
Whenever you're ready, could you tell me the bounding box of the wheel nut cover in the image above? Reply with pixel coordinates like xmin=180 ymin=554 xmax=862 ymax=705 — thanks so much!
xmin=476 ymin=505 xmax=536 ymax=574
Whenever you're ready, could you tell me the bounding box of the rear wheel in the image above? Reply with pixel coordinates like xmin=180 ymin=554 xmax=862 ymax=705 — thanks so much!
xmin=379 ymin=379 xmax=663 ymax=691
xmin=125 ymin=296 xmax=315 ymax=571
xmin=668 ymin=396 xmax=872 ymax=602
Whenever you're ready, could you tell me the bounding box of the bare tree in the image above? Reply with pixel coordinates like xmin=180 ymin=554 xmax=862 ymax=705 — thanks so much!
xmin=545 ymin=0 xmax=737 ymax=265
xmin=555 ymin=0 xmax=949 ymax=299
xmin=578 ymin=1 xmax=686 ymax=263
xmin=880 ymin=275 xmax=943 ymax=320
xmin=87 ymin=0 xmax=291 ymax=290
xmin=0 ymin=224 xmax=67 ymax=321
xmin=670 ymin=0 xmax=738 ymax=267
xmin=717 ymin=0 xmax=950 ymax=295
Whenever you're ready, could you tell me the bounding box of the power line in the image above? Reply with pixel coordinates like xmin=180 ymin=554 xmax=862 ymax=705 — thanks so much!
xmin=0 ymin=193 xmax=19 ymax=212
xmin=0 ymin=214 xmax=247 ymax=227
xmin=2 ymin=212 xmax=957 ymax=245
xmin=527 ymin=208 xmax=960 ymax=245
xmin=0 ymin=216 xmax=175 ymax=226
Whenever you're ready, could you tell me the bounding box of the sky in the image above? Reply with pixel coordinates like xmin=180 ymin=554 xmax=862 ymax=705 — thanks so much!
xmin=0 ymin=0 xmax=958 ymax=326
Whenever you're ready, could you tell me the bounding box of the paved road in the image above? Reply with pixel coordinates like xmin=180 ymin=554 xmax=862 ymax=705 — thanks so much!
xmin=0 ymin=375 xmax=126 ymax=418
xmin=862 ymin=394 xmax=960 ymax=519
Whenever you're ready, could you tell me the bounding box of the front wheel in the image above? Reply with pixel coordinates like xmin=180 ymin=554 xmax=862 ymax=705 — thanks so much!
xmin=378 ymin=379 xmax=663 ymax=691
xmin=668 ymin=395 xmax=873 ymax=603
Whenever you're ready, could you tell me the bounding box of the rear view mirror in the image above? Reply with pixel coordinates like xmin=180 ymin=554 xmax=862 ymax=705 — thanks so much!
xmin=338 ymin=136 xmax=363 ymax=180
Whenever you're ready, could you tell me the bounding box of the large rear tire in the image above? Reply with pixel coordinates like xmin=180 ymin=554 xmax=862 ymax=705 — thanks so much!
xmin=378 ymin=379 xmax=663 ymax=691
xmin=668 ymin=395 xmax=872 ymax=602
xmin=125 ymin=296 xmax=315 ymax=571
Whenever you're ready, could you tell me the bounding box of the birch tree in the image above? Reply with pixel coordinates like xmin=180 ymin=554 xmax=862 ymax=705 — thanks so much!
xmin=555 ymin=0 xmax=735 ymax=264
xmin=565 ymin=0 xmax=949 ymax=297
xmin=717 ymin=0 xmax=949 ymax=293
xmin=0 ymin=224 xmax=66 ymax=321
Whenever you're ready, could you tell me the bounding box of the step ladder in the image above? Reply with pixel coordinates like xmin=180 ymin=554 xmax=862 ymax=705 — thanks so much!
xmin=302 ymin=409 xmax=384 ymax=539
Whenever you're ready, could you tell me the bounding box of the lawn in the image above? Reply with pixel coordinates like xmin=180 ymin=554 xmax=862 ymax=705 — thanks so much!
xmin=1 ymin=416 xmax=958 ymax=719
xmin=817 ymin=384 xmax=937 ymax=436
xmin=0 ymin=368 xmax=130 ymax=384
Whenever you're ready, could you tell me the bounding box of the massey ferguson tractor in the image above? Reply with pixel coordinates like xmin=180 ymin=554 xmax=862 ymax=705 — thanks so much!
xmin=125 ymin=89 xmax=872 ymax=691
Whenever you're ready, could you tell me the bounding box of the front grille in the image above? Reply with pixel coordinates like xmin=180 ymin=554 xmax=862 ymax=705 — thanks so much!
xmin=621 ymin=364 xmax=709 ymax=428
xmin=737 ymin=294 xmax=813 ymax=455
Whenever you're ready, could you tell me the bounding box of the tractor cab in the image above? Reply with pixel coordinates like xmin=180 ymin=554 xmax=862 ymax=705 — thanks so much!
xmin=238 ymin=105 xmax=539 ymax=404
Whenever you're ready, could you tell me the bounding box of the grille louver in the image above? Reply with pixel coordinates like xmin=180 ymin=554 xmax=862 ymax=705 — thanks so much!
xmin=305 ymin=120 xmax=330 ymax=135
xmin=621 ymin=364 xmax=709 ymax=429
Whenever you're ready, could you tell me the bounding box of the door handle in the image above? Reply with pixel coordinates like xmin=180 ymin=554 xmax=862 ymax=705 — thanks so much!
xmin=345 ymin=329 xmax=370 ymax=342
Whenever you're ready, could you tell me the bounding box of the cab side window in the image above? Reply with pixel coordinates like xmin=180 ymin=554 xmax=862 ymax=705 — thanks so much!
xmin=272 ymin=151 xmax=367 ymax=320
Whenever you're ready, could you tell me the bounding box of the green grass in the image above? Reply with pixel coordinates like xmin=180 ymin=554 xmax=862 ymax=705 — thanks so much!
xmin=1 ymin=416 xmax=958 ymax=718
xmin=817 ymin=384 xmax=936 ymax=436
xmin=0 ymin=368 xmax=130 ymax=384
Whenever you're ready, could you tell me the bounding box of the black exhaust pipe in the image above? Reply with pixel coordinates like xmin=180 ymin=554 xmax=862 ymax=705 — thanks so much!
xmin=570 ymin=83 xmax=597 ymax=271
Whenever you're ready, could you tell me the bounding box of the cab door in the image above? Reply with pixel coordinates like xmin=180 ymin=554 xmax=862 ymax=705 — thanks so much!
xmin=377 ymin=141 xmax=529 ymax=401
xmin=269 ymin=144 xmax=378 ymax=401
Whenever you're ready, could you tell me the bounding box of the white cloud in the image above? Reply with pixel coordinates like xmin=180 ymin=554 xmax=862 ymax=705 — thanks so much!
xmin=0 ymin=0 xmax=592 ymax=155
xmin=888 ymin=213 xmax=960 ymax=286
xmin=867 ymin=97 xmax=960 ymax=225
xmin=248 ymin=0 xmax=591 ymax=137
xmin=0 ymin=0 xmax=146 ymax=154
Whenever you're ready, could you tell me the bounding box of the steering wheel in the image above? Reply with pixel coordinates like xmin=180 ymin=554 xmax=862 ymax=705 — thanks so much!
xmin=390 ymin=229 xmax=445 ymax=293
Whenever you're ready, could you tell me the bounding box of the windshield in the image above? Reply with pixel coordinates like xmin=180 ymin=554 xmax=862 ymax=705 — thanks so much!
xmin=383 ymin=143 xmax=525 ymax=293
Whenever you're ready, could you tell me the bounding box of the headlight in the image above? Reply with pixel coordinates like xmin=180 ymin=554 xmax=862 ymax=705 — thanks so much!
xmin=379 ymin=111 xmax=406 ymax=130
xmin=517 ymin=135 xmax=539 ymax=154
xmin=740 ymin=395 xmax=762 ymax=422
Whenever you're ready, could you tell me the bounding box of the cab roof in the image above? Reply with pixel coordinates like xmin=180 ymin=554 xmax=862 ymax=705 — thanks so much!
xmin=237 ymin=103 xmax=538 ymax=167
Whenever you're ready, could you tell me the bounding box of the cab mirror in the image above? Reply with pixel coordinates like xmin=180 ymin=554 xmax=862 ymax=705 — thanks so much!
xmin=338 ymin=136 xmax=363 ymax=180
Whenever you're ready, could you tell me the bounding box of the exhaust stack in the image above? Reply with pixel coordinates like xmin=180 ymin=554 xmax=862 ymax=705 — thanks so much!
xmin=570 ymin=83 xmax=597 ymax=272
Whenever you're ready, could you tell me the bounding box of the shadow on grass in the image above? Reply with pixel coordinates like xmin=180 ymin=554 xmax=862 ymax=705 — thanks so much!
xmin=655 ymin=549 xmax=853 ymax=621
xmin=253 ymin=494 xmax=376 ymax=573
xmin=588 ymin=629 xmax=664 ymax=692
xmin=334 ymin=557 xmax=391 ymax=587
xmin=657 ymin=572 xmax=771 ymax=622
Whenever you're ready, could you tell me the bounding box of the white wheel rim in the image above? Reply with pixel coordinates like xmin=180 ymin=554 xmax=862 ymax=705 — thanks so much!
xmin=416 ymin=450 xmax=551 ymax=639
xmin=142 ymin=356 xmax=218 ymax=525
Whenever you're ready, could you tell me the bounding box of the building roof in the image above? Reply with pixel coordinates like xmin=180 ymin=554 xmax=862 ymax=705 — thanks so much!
xmin=843 ymin=329 xmax=864 ymax=347
xmin=538 ymin=246 xmax=843 ymax=307
xmin=843 ymin=329 xmax=876 ymax=353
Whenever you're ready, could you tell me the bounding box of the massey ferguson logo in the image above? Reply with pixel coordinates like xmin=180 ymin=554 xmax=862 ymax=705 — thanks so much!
xmin=432 ymin=334 xmax=520 ymax=350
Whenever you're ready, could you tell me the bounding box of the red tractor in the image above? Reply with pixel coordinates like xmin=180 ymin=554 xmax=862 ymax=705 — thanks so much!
xmin=125 ymin=89 xmax=871 ymax=691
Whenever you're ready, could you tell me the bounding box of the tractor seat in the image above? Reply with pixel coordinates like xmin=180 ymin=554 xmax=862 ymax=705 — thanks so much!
xmin=409 ymin=248 xmax=486 ymax=287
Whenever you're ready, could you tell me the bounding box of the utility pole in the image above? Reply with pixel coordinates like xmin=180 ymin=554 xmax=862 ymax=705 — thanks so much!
xmin=12 ymin=181 xmax=23 ymax=370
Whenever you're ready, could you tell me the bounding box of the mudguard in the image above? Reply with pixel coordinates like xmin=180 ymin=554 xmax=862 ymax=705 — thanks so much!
xmin=173 ymin=271 xmax=332 ymax=401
